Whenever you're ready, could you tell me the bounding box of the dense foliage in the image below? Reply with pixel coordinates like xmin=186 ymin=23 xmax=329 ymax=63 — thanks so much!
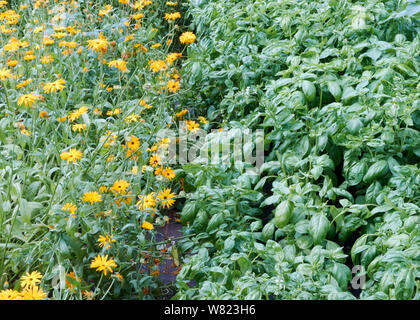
xmin=175 ymin=0 xmax=420 ymax=299
xmin=0 ymin=0 xmax=419 ymax=300
xmin=0 ymin=0 xmax=195 ymax=299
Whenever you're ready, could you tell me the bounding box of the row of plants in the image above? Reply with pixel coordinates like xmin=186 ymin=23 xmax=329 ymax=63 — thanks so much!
xmin=0 ymin=0 xmax=419 ymax=300
xmin=174 ymin=0 xmax=420 ymax=299
xmin=0 ymin=0 xmax=202 ymax=299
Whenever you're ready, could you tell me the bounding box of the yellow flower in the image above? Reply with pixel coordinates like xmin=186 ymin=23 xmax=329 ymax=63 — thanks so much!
xmin=99 ymin=4 xmax=113 ymax=16
xmin=125 ymin=114 xmax=141 ymax=123
xmin=43 ymin=78 xmax=66 ymax=93
xmin=125 ymin=34 xmax=134 ymax=42
xmin=148 ymin=59 xmax=167 ymax=73
xmin=159 ymin=138 xmax=171 ymax=147
xmin=137 ymin=193 xmax=156 ymax=210
xmin=139 ymin=99 xmax=153 ymax=109
xmin=82 ymin=191 xmax=102 ymax=204
xmin=41 ymin=55 xmax=53 ymax=64
xmin=167 ymin=80 xmax=180 ymax=93
xmin=87 ymin=34 xmax=108 ymax=54
xmin=164 ymin=12 xmax=181 ymax=21
xmin=62 ymin=202 xmax=77 ymax=218
xmin=154 ymin=166 xmax=163 ymax=176
xmin=97 ymin=234 xmax=116 ymax=250
xmin=176 ymin=109 xmax=188 ymax=118
xmin=141 ymin=221 xmax=154 ymax=230
xmin=90 ymin=254 xmax=117 ymax=275
xmin=7 ymin=60 xmax=18 ymax=67
xmin=21 ymin=286 xmax=47 ymax=300
xmin=68 ymin=106 xmax=88 ymax=122
xmin=40 ymin=111 xmax=49 ymax=119
xmin=186 ymin=120 xmax=200 ymax=132
xmin=133 ymin=0 xmax=152 ymax=10
xmin=60 ymin=148 xmax=83 ymax=164
xmin=108 ymin=59 xmax=129 ymax=72
xmin=147 ymin=144 xmax=158 ymax=153
xmin=179 ymin=31 xmax=196 ymax=44
xmin=57 ymin=115 xmax=67 ymax=122
xmin=1 ymin=24 xmax=12 ymax=34
xmin=109 ymin=179 xmax=130 ymax=195
xmin=17 ymin=93 xmax=38 ymax=107
xmin=52 ymin=32 xmax=67 ymax=39
xmin=132 ymin=13 xmax=144 ymax=20
xmin=67 ymin=26 xmax=81 ymax=35
xmin=106 ymin=108 xmax=121 ymax=116
xmin=198 ymin=116 xmax=208 ymax=124
xmin=34 ymin=26 xmax=44 ymax=33
xmin=0 ymin=68 xmax=14 ymax=81
xmin=59 ymin=41 xmax=78 ymax=48
xmin=161 ymin=167 xmax=176 ymax=180
xmin=20 ymin=128 xmax=31 ymax=136
xmin=131 ymin=166 xmax=138 ymax=175
xmin=3 ymin=38 xmax=22 ymax=52
xmin=20 ymin=271 xmax=42 ymax=289
xmin=62 ymin=203 xmax=76 ymax=218
xmin=166 ymin=52 xmax=182 ymax=65
xmin=43 ymin=35 xmax=55 ymax=45
xmin=16 ymin=79 xmax=32 ymax=89
xmin=72 ymin=123 xmax=87 ymax=132
xmin=126 ymin=135 xmax=140 ymax=151
xmin=157 ymin=188 xmax=176 ymax=208
xmin=23 ymin=54 xmax=35 ymax=61
xmin=0 ymin=289 xmax=21 ymax=300
xmin=149 ymin=154 xmax=161 ymax=167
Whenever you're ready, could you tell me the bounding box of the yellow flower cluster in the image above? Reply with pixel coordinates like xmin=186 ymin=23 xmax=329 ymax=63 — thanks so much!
xmin=60 ymin=148 xmax=83 ymax=164
xmin=0 ymin=0 xmax=210 ymax=300
xmin=0 ymin=271 xmax=47 ymax=300
xmin=90 ymin=254 xmax=117 ymax=275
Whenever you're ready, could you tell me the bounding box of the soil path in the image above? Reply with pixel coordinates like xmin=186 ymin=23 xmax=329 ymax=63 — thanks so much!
xmin=154 ymin=212 xmax=183 ymax=298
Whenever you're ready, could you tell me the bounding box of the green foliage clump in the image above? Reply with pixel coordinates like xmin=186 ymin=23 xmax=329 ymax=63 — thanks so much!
xmin=175 ymin=0 xmax=420 ymax=299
